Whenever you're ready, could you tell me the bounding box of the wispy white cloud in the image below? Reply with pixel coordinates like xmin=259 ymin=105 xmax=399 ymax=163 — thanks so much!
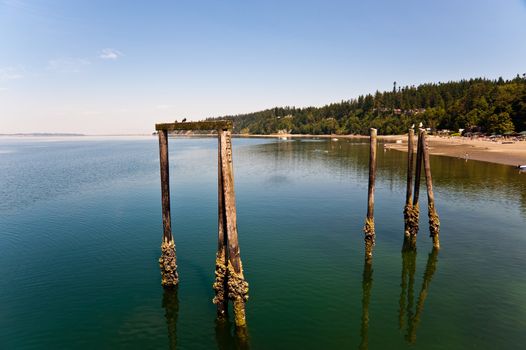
xmin=99 ymin=48 xmax=123 ymax=60
xmin=47 ymin=58 xmax=90 ymax=73
xmin=0 ymin=66 xmax=24 ymax=81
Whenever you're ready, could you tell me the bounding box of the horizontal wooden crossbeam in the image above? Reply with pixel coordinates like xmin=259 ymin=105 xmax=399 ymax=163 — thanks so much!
xmin=155 ymin=120 xmax=232 ymax=131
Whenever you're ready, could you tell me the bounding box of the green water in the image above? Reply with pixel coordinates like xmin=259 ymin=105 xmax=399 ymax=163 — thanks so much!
xmin=1 ymin=136 xmax=525 ymax=349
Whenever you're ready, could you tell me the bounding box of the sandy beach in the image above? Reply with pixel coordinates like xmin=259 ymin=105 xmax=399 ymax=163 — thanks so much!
xmin=385 ymin=135 xmax=526 ymax=167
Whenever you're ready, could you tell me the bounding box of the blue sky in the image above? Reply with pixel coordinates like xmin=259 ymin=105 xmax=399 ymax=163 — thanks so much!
xmin=1 ymin=0 xmax=526 ymax=134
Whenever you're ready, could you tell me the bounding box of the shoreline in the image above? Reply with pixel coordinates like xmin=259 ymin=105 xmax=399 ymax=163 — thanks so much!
xmin=234 ymin=133 xmax=526 ymax=167
xmin=240 ymin=133 xmax=526 ymax=167
xmin=385 ymin=135 xmax=526 ymax=167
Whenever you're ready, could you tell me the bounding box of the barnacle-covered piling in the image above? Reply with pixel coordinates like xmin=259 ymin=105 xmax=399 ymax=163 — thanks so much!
xmin=212 ymin=251 xmax=228 ymax=316
xmin=213 ymin=136 xmax=229 ymax=318
xmin=158 ymin=129 xmax=179 ymax=287
xmin=421 ymin=131 xmax=440 ymax=249
xmin=404 ymin=129 xmax=415 ymax=239
xmin=219 ymin=129 xmax=249 ymax=327
xmin=159 ymin=238 xmax=179 ymax=286
xmin=405 ymin=130 xmax=424 ymax=249
xmin=363 ymin=128 xmax=377 ymax=261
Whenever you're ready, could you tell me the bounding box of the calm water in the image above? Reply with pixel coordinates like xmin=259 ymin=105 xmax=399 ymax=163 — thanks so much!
xmin=1 ymin=136 xmax=525 ymax=349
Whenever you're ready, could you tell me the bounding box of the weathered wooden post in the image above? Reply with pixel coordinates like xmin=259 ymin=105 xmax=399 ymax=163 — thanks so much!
xmin=363 ymin=128 xmax=377 ymax=261
xmin=407 ymin=130 xmax=424 ymax=249
xmin=403 ymin=129 xmax=417 ymax=246
xmin=213 ymin=129 xmax=229 ymax=319
xmin=158 ymin=129 xmax=179 ymax=287
xmin=155 ymin=120 xmax=248 ymax=325
xmin=219 ymin=128 xmax=249 ymax=327
xmin=421 ymin=131 xmax=440 ymax=249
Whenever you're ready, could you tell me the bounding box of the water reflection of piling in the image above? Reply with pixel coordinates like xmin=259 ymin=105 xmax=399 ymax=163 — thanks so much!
xmin=402 ymin=249 xmax=417 ymax=342
xmin=398 ymin=246 xmax=417 ymax=330
xmin=407 ymin=248 xmax=439 ymax=343
xmin=398 ymin=248 xmax=439 ymax=344
xmin=363 ymin=128 xmax=377 ymax=262
xmin=215 ymin=318 xmax=251 ymax=350
xmin=359 ymin=260 xmax=373 ymax=350
xmin=162 ymin=287 xmax=179 ymax=350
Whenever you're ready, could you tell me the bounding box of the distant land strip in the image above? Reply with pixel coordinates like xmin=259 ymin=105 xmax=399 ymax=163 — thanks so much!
xmin=206 ymin=75 xmax=526 ymax=136
xmin=0 ymin=133 xmax=85 ymax=137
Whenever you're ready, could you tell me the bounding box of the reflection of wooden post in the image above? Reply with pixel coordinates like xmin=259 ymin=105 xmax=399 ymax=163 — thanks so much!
xmin=162 ymin=287 xmax=179 ymax=350
xmin=213 ymin=132 xmax=229 ymax=318
xmin=398 ymin=248 xmax=410 ymax=330
xmin=215 ymin=318 xmax=250 ymax=350
xmin=421 ymin=132 xmax=440 ymax=249
xmin=158 ymin=130 xmax=178 ymax=287
xmin=403 ymin=129 xmax=416 ymax=244
xmin=404 ymin=248 xmax=417 ymax=343
xmin=219 ymin=129 xmax=249 ymax=328
xmin=398 ymin=248 xmax=417 ymax=335
xmin=363 ymin=128 xmax=377 ymax=261
xmin=407 ymin=248 xmax=439 ymax=344
xmin=359 ymin=260 xmax=373 ymax=350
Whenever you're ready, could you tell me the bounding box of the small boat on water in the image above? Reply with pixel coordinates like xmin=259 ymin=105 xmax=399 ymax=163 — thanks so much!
xmin=518 ymin=165 xmax=526 ymax=170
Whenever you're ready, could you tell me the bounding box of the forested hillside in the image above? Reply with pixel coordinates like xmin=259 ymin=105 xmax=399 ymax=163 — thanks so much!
xmin=208 ymin=75 xmax=526 ymax=135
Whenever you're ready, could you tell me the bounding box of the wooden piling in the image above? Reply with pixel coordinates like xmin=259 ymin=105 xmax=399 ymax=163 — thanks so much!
xmin=213 ymin=131 xmax=229 ymax=319
xmin=421 ymin=131 xmax=440 ymax=249
xmin=363 ymin=128 xmax=377 ymax=261
xmin=403 ymin=129 xmax=416 ymax=243
xmin=406 ymin=130 xmax=424 ymax=249
xmin=158 ymin=129 xmax=179 ymax=287
xmin=219 ymin=129 xmax=249 ymax=328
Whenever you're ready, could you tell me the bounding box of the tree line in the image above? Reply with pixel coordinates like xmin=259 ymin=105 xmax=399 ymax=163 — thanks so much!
xmin=206 ymin=75 xmax=526 ymax=135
